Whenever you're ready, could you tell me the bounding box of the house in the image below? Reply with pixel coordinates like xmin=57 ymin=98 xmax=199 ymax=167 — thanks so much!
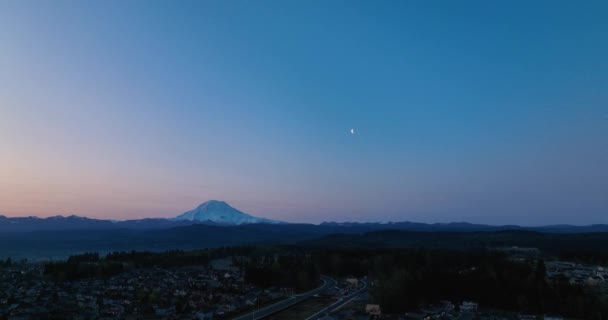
xmin=154 ymin=306 xmax=175 ymax=317
xmin=365 ymin=304 xmax=381 ymax=317
xmin=460 ymin=301 xmax=478 ymax=312
xmin=345 ymin=278 xmax=359 ymax=287
xmin=204 ymin=280 xmax=222 ymax=288
xmin=195 ymin=310 xmax=214 ymax=319
xmin=243 ymin=293 xmax=258 ymax=305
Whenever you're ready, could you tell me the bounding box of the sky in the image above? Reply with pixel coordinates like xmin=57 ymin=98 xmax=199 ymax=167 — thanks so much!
xmin=0 ymin=0 xmax=607 ymax=225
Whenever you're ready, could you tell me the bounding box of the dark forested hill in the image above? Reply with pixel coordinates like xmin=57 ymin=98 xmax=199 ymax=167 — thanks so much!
xmin=3 ymin=223 xmax=608 ymax=260
xmin=302 ymin=229 xmax=608 ymax=254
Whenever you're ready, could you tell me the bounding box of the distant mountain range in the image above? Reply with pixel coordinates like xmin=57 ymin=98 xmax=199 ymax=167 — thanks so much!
xmin=0 ymin=200 xmax=607 ymax=234
xmin=0 ymin=200 xmax=281 ymax=232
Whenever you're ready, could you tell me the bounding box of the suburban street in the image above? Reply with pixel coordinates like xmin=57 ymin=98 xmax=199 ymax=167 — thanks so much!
xmin=233 ymin=275 xmax=337 ymax=320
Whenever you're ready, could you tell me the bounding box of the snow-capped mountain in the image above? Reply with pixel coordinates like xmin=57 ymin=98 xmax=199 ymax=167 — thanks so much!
xmin=172 ymin=200 xmax=283 ymax=225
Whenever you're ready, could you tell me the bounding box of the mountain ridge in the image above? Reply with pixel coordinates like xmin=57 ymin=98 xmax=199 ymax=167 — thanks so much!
xmin=1 ymin=203 xmax=607 ymax=233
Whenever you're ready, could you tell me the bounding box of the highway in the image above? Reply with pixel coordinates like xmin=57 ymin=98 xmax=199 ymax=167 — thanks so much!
xmin=233 ymin=275 xmax=337 ymax=320
xmin=303 ymin=280 xmax=368 ymax=320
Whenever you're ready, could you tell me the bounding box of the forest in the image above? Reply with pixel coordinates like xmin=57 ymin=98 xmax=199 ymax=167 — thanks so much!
xmin=314 ymin=248 xmax=608 ymax=319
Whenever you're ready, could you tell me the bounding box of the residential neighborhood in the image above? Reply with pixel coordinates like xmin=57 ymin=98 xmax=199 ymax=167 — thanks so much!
xmin=546 ymin=261 xmax=608 ymax=287
xmin=0 ymin=259 xmax=292 ymax=320
xmin=0 ymin=255 xmax=598 ymax=320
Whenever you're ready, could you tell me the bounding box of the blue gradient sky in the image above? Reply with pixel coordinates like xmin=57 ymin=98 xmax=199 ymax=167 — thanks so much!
xmin=1 ymin=1 xmax=607 ymax=224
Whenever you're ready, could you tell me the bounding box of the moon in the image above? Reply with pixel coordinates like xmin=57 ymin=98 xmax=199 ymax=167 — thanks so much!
xmin=350 ymin=128 xmax=355 ymax=135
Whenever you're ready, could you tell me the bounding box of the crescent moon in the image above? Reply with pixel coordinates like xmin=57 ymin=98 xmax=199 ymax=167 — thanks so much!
xmin=350 ymin=128 xmax=355 ymax=134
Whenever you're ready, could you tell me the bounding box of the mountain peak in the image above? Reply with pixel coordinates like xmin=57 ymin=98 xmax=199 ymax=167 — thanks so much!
xmin=173 ymin=200 xmax=282 ymax=225
xmin=195 ymin=200 xmax=230 ymax=210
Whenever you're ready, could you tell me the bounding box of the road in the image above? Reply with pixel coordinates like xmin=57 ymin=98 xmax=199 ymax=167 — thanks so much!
xmin=303 ymin=280 xmax=368 ymax=320
xmin=233 ymin=275 xmax=337 ymax=320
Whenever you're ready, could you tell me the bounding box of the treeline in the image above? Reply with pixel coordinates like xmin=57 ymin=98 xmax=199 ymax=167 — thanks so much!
xmin=0 ymin=257 xmax=12 ymax=267
xmin=304 ymin=230 xmax=608 ymax=254
xmin=558 ymin=250 xmax=608 ymax=266
xmin=106 ymin=250 xmax=210 ymax=268
xmin=43 ymin=248 xmax=249 ymax=281
xmin=244 ymin=253 xmax=319 ymax=291
xmin=314 ymin=248 xmax=608 ymax=319
xmin=44 ymin=256 xmax=124 ymax=281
